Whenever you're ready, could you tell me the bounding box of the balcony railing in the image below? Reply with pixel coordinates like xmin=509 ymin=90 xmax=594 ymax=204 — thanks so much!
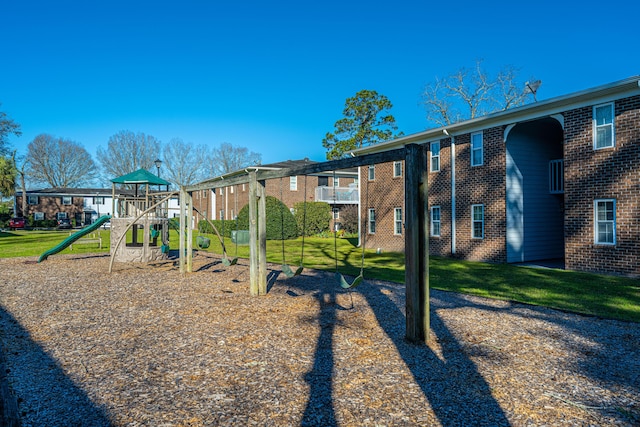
xmin=549 ymin=159 xmax=564 ymax=194
xmin=315 ymin=186 xmax=359 ymax=204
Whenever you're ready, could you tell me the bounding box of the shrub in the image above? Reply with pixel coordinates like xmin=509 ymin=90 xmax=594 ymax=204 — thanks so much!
xmin=198 ymin=219 xmax=238 ymax=238
xmin=237 ymin=196 xmax=298 ymax=240
xmin=293 ymin=201 xmax=331 ymax=236
xmin=339 ymin=205 xmax=359 ymax=234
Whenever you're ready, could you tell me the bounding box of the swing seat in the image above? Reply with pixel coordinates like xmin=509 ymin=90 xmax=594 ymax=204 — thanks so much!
xmin=222 ymin=256 xmax=238 ymax=267
xmin=196 ymin=236 xmax=210 ymax=249
xmin=337 ymin=272 xmax=364 ymax=289
xmin=281 ymin=264 xmax=295 ymax=278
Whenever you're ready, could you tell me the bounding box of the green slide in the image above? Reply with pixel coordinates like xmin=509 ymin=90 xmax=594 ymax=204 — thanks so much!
xmin=38 ymin=215 xmax=112 ymax=263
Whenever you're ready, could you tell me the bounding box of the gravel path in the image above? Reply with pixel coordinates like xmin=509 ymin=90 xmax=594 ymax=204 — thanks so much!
xmin=0 ymin=253 xmax=638 ymax=426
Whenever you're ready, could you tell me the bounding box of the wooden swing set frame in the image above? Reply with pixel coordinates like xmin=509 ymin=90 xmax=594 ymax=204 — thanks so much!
xmin=179 ymin=144 xmax=430 ymax=343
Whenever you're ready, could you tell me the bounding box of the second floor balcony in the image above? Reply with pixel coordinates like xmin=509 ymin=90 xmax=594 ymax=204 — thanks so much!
xmin=315 ymin=186 xmax=359 ymax=204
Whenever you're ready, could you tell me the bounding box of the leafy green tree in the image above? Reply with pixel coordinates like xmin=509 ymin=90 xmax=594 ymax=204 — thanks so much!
xmin=322 ymin=90 xmax=401 ymax=160
xmin=293 ymin=201 xmax=331 ymax=236
xmin=236 ymin=196 xmax=297 ymax=240
xmin=0 ymin=104 xmax=21 ymax=156
xmin=0 ymin=154 xmax=17 ymax=197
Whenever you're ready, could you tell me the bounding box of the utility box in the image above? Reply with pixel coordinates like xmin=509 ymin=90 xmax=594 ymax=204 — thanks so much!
xmin=231 ymin=230 xmax=250 ymax=245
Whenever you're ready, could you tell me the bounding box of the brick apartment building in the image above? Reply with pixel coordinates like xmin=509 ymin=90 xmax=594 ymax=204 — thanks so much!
xmin=355 ymin=76 xmax=640 ymax=277
xmin=192 ymin=160 xmax=358 ymax=231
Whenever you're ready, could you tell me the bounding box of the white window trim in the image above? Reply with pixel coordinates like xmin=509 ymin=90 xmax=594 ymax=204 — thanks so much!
xmin=333 ymin=177 xmax=340 ymax=187
xmin=430 ymin=206 xmax=441 ymax=237
xmin=62 ymin=196 xmax=72 ymax=205
xmin=472 ymin=204 xmax=484 ymax=239
xmin=332 ymin=208 xmax=339 ymax=219
xmin=34 ymin=212 xmax=44 ymax=221
xmin=393 ymin=161 xmax=403 ymax=178
xmin=368 ymin=208 xmax=376 ymax=234
xmin=594 ymin=199 xmax=616 ymax=245
xmin=290 ymin=176 xmax=298 ymax=191
xmin=430 ymin=141 xmax=440 ymax=172
xmin=27 ymin=195 xmax=38 ymax=205
xmin=593 ymin=103 xmax=615 ymax=150
xmin=394 ymin=207 xmax=403 ymax=235
xmin=471 ymin=132 xmax=483 ymax=167
xmin=368 ymin=165 xmax=375 ymax=181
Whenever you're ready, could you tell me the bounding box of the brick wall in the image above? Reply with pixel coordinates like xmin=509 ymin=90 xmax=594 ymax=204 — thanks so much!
xmin=428 ymin=138 xmax=452 ymax=257
xmin=16 ymin=195 xmax=84 ymax=221
xmin=452 ymin=127 xmax=507 ymax=263
xmin=564 ymin=95 xmax=640 ymax=276
xmin=362 ymin=161 xmax=406 ymax=252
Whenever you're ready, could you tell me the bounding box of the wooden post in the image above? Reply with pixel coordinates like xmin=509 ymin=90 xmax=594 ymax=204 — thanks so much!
xmin=258 ymin=179 xmax=267 ymax=295
xmin=186 ymin=191 xmax=193 ymax=272
xmin=179 ymin=188 xmax=186 ymax=273
xmin=404 ymin=144 xmax=430 ymax=343
xmin=249 ymin=171 xmax=259 ymax=295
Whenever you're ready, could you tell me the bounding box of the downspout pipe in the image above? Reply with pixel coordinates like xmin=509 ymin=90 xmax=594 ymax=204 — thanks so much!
xmin=444 ymin=129 xmax=456 ymax=255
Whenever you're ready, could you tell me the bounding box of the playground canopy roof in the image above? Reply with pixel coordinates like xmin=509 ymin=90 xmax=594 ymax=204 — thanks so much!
xmin=111 ymin=169 xmax=171 ymax=186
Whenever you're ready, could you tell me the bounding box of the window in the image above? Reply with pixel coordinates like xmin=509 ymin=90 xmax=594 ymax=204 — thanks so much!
xmin=62 ymin=196 xmax=72 ymax=205
xmin=290 ymin=176 xmax=298 ymax=191
xmin=471 ymin=132 xmax=483 ymax=166
xmin=368 ymin=165 xmax=375 ymax=180
xmin=34 ymin=212 xmax=44 ymax=221
xmin=57 ymin=212 xmax=68 ymax=220
xmin=219 ymin=210 xmax=224 ymax=220
xmin=27 ymin=195 xmax=38 ymax=205
xmin=430 ymin=142 xmax=440 ymax=172
xmin=333 ymin=208 xmax=339 ymax=219
xmin=394 ymin=208 xmax=403 ymax=235
xmin=393 ymin=161 xmax=403 ymax=177
xmin=333 ymin=177 xmax=340 ymax=187
xmin=594 ymin=199 xmax=616 ymax=244
xmin=93 ymin=197 xmax=105 ymax=204
xmin=431 ymin=206 xmax=441 ymax=237
xmin=368 ymin=208 xmax=376 ymax=234
xmin=594 ymin=103 xmax=615 ymax=149
xmin=230 ymin=186 xmax=234 ymax=194
xmin=242 ymin=183 xmax=246 ymax=192
xmin=472 ymin=204 xmax=484 ymax=239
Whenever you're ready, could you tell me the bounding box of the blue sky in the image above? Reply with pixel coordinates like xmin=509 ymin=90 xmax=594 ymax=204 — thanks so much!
xmin=2 ymin=0 xmax=639 ymax=166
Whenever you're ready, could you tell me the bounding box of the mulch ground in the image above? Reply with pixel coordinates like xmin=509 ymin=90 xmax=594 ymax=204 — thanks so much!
xmin=0 ymin=252 xmax=638 ymax=426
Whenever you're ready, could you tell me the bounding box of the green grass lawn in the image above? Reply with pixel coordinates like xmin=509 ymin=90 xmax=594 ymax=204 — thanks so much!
xmin=2 ymin=229 xmax=639 ymax=323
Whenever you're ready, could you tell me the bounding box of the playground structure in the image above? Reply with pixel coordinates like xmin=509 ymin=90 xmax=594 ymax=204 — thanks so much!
xmin=109 ymin=169 xmax=175 ymax=267
xmin=178 ymin=145 xmax=431 ymax=343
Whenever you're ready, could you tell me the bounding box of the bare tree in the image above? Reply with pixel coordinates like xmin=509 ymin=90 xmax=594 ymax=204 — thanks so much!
xmin=208 ymin=142 xmax=262 ymax=176
xmin=161 ymin=138 xmax=210 ymax=186
xmin=27 ymin=134 xmax=97 ymax=187
xmin=96 ymin=130 xmax=161 ymax=179
xmin=422 ymin=60 xmax=537 ymax=126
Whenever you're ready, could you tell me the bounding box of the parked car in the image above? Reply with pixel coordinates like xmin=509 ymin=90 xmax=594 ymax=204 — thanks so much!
xmin=8 ymin=217 xmax=26 ymax=229
xmin=57 ymin=218 xmax=72 ymax=229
